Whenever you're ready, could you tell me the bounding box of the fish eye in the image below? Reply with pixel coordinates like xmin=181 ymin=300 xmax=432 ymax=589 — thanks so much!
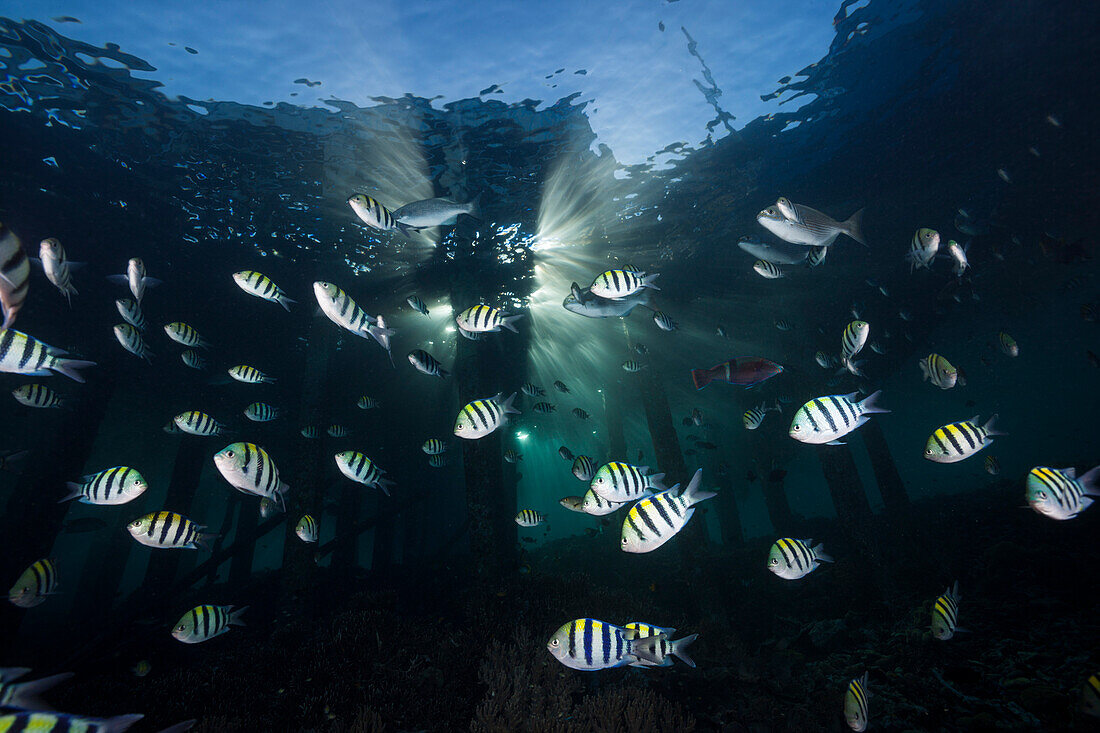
xmin=1037 ymin=491 xmax=1047 ymax=499
xmin=769 ymin=557 xmax=778 ymax=565
xmin=550 ymin=639 xmax=559 ymax=647
xmin=924 ymin=448 xmax=933 ymax=455
xmin=621 ymin=538 xmax=628 ymax=544
xmin=792 ymin=425 xmax=800 ymax=431
xmin=175 ymin=624 xmax=186 ymax=632
xmin=225 ymin=450 xmax=234 ymax=458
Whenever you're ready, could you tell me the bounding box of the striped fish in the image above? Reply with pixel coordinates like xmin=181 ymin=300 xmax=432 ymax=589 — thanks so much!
xmin=623 ymin=622 xmax=677 ymax=640
xmin=213 ymin=442 xmax=288 ymax=508
xmin=244 ymin=402 xmax=280 ymax=422
xmin=554 ymin=380 xmax=570 ymax=393
xmin=113 ymin=323 xmax=153 ymax=362
xmin=923 ymin=415 xmax=1002 ymax=463
xmin=0 ymin=224 xmax=29 ymax=329
xmin=313 ymin=281 xmax=377 ymax=339
xmin=815 ymin=351 xmax=838 ymax=369
xmin=408 ymin=349 xmax=449 ymax=378
xmin=454 ymin=392 xmax=520 ymax=440
xmin=228 ymin=365 xmax=274 ymax=384
xmin=7 ymin=559 xmax=58 ymax=608
xmin=107 ymin=258 xmax=161 ymax=303
xmin=172 ymin=604 xmax=247 ymax=644
xmin=406 ymin=295 xmax=429 ymax=316
xmin=165 ymin=322 xmax=210 ymax=349
xmin=127 ymin=511 xmax=214 ymax=550
xmin=753 ymin=259 xmax=784 ymax=279
xmin=0 ymin=329 xmax=95 ymax=382
xmin=907 ymin=228 xmax=940 ymax=271
xmin=1083 ymin=674 xmax=1100 ymax=718
xmin=621 ymin=469 xmax=715 ymax=553
xmin=504 ymin=449 xmax=522 ymax=464
xmin=559 ymin=446 xmax=575 ymax=461
xmin=581 ymin=489 xmax=627 ymax=516
xmin=1025 ymin=465 xmax=1100 ymax=520
xmin=357 ymin=396 xmax=380 ymax=409
xmin=174 ymin=411 xmax=226 ymax=436
xmin=546 ymin=619 xmax=640 ymax=671
xmin=840 ymin=320 xmax=869 ymax=374
xmin=931 ymin=582 xmax=962 ymax=640
xmin=743 ymin=401 xmax=780 ymax=430
xmin=295 ymin=515 xmax=318 ymax=543
xmin=347 ymin=193 xmax=403 ymax=233
xmin=456 ymin=326 xmax=484 ymax=341
xmin=999 ymin=331 xmax=1018 ymax=357
xmin=590 ymin=462 xmax=666 ymax=503
xmin=521 ymin=382 xmax=544 ymax=397
xmin=559 ymin=496 xmax=585 ymax=512
xmin=455 ymin=304 xmax=524 ymax=334
xmin=232 ymin=270 xmax=295 ymax=311
xmin=630 ymin=632 xmax=698 ymax=668
xmin=869 ymin=340 xmax=885 ymax=355
xmin=0 ymin=668 xmax=73 ymax=712
xmin=774 ymin=318 xmax=794 ymax=331
xmin=589 ymin=269 xmax=660 ymax=299
xmin=571 ymin=455 xmax=595 ymax=482
xmin=514 ymin=509 xmax=544 ymax=527
xmin=767 ymin=537 xmax=833 ymax=579
xmin=181 ymin=350 xmax=207 ymax=370
xmin=327 ymin=424 xmax=349 ymax=438
xmin=115 ymin=298 xmax=146 ymax=331
xmin=652 ymin=311 xmax=678 ymax=331
xmin=421 ymin=438 xmax=447 ymax=455
xmin=38 ymin=238 xmax=78 ymax=305
xmin=984 ymin=455 xmax=1000 ymax=476
xmin=919 ymin=353 xmax=957 ymax=389
xmin=532 ymin=402 xmax=555 ymax=414
xmin=0 ymin=712 xmax=188 ymax=733
xmin=335 ymin=451 xmax=394 ymax=495
xmin=12 ymin=384 xmax=62 ymax=408
xmin=259 ymin=497 xmax=280 ymax=519
xmin=622 ymin=360 xmax=646 ymax=372
xmin=428 ymin=454 xmax=449 ymax=468
xmin=572 ymin=408 xmax=590 ymax=420
xmin=163 ymin=420 xmax=183 ymax=435
xmin=844 ymin=673 xmax=870 ymax=731
xmin=300 ymin=426 xmax=320 ymax=439
xmin=806 ymin=245 xmax=828 ymax=267
xmin=789 ymin=390 xmax=889 ymax=445
xmin=61 ymin=466 xmax=147 ymax=505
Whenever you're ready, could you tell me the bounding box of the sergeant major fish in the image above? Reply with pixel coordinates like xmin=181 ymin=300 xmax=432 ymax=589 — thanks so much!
xmin=454 ymin=392 xmax=519 ymax=439
xmin=295 ymin=515 xmax=318 ymax=543
xmin=590 ymin=462 xmax=666 ymax=503
xmin=767 ymin=537 xmax=833 ymax=580
xmin=0 ymin=329 xmax=95 ymax=382
xmin=924 ymin=415 xmax=1002 ymax=463
xmin=7 ymin=559 xmax=58 ymax=608
xmin=931 ymin=582 xmax=963 ymax=640
xmin=919 ymin=353 xmax=958 ymax=389
xmin=172 ymin=604 xmax=247 ymax=644
xmin=547 ymin=619 xmax=642 ymax=671
xmin=335 ymin=451 xmax=394 ymax=495
xmin=1025 ymin=464 xmax=1100 ymax=520
xmin=844 ymin=673 xmax=870 ymax=731
xmin=347 ymin=193 xmax=407 ymax=235
xmin=232 ymin=270 xmax=295 ymax=312
xmin=621 ymin=469 xmax=715 ymax=553
xmin=589 ymin=269 xmax=660 ymax=299
xmin=37 ymin=238 xmax=80 ymax=305
xmin=114 ymin=323 xmax=153 ymax=362
xmin=128 ymin=512 xmax=214 ymax=550
xmin=789 ymin=391 xmax=889 ymax=445
xmin=61 ymin=466 xmax=147 ymax=505
xmin=455 ymin=304 xmax=524 ymax=334
xmin=213 ymin=442 xmax=288 ymax=508
xmin=408 ymin=349 xmax=449 ymax=378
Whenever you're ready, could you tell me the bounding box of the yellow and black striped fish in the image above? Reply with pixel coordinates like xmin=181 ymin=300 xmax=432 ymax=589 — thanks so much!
xmin=454 ymin=304 xmax=524 ymax=334
xmin=923 ymin=415 xmax=1001 ymax=463
xmin=334 ymin=451 xmax=393 ymax=495
xmin=232 ymin=270 xmax=295 ymax=312
xmin=514 ymin=509 xmax=544 ymax=527
xmin=128 ymin=511 xmax=213 ymax=550
xmin=840 ymin=320 xmax=869 ymax=374
xmin=652 ymin=311 xmax=678 ymax=331
xmin=621 ymin=469 xmax=715 ymax=553
xmin=295 ymin=515 xmax=318 ymax=543
xmin=0 ymin=668 xmax=73 ymax=712
xmin=7 ymin=559 xmax=58 ymax=608
xmin=571 ymin=455 xmax=595 ymax=481
xmin=907 ymin=227 xmax=939 ymax=270
xmin=753 ymin=259 xmax=784 ymax=279
xmin=843 ymin=672 xmax=869 ymax=731
xmin=172 ymin=604 xmax=247 ymax=644
xmin=0 ymin=712 xmax=196 ymax=733
xmin=164 ymin=322 xmax=209 ymax=349
xmin=623 ymin=621 xmax=677 ymax=640
xmin=113 ymin=323 xmax=153 ymax=362
xmin=0 ymin=328 xmax=95 ymax=382
xmin=174 ymin=411 xmax=226 ymax=436
xmin=428 ymin=454 xmax=449 ymax=468
xmin=589 ymin=269 xmax=660 ymax=299
xmin=313 ymin=281 xmax=376 ymax=339
xmin=1025 ymin=465 xmax=1100 ymax=520
xmin=590 ymin=461 xmax=666 ymax=503
xmin=547 ymin=618 xmax=640 ymax=671
xmin=767 ymin=537 xmax=833 ymax=579
xmin=115 ymin=298 xmax=146 ymax=331
xmin=919 ymin=353 xmax=958 ymax=389
xmin=454 ymin=392 xmax=519 ymax=440
xmin=931 ymin=581 xmax=962 ymax=640
xmin=11 ymin=384 xmax=62 ymax=409
xmin=213 ymin=442 xmax=288 ymax=507
xmin=181 ymin=350 xmax=207 ymax=370
xmin=0 ymin=223 xmax=29 ymax=330
xmin=347 ymin=193 xmax=403 ymax=233
xmin=421 ymin=438 xmax=447 ymax=455
xmin=327 ymin=424 xmax=349 ymax=438
xmin=62 ymin=466 xmax=147 ymax=506
xmin=228 ymin=365 xmax=274 ymax=384
xmin=582 ymin=488 xmax=626 ymax=516
xmin=244 ymin=402 xmax=280 ymax=422
xmin=1082 ymin=673 xmax=1100 ymax=718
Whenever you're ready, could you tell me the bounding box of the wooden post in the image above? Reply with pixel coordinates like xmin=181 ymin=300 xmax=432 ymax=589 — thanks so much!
xmin=859 ymin=420 xmax=909 ymax=513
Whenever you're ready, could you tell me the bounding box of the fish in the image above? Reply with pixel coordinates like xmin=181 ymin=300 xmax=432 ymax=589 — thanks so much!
xmin=428 ymin=454 xmax=449 ymax=468
xmin=454 ymin=392 xmax=520 ymax=439
xmin=815 ymin=351 xmax=838 ymax=369
xmin=181 ymin=350 xmax=207 ymax=370
xmin=735 ymin=236 xmax=808 ymax=264
xmin=652 ymin=311 xmax=678 ymax=331
xmin=0 ymin=329 xmax=95 ymax=383
xmin=327 ymin=425 xmax=349 ymax=438
xmin=919 ymin=353 xmax=958 ymax=389
xmin=163 ymin=420 xmax=183 ymax=435
xmin=691 ymin=357 xmax=784 ymax=390
xmin=61 ymin=467 xmax=147 ymax=505
xmin=532 ymin=402 xmax=555 ymax=414
xmin=37 ymin=238 xmax=79 ymax=305
xmin=132 ymin=661 xmax=151 ymax=678
xmin=559 ymin=496 xmax=585 ymax=512
xmin=174 ymin=411 xmax=227 ymax=436
xmin=553 ymin=380 xmax=570 ymax=393
xmin=0 ymin=669 xmax=73 ymax=711
xmin=844 ymin=673 xmax=870 ymax=731
xmin=172 ymin=604 xmax=247 ymax=644
xmin=422 ymin=438 xmax=447 ymax=455
xmin=931 ymin=582 xmax=962 ymax=640
xmin=571 ymin=455 xmax=595 ymax=482
xmin=757 ymin=199 xmax=866 ymax=247
xmin=774 ymin=319 xmax=794 ymax=331
xmin=923 ymin=415 xmax=1003 ymax=463
xmin=335 ymin=451 xmax=393 ymax=495
xmin=907 ymin=228 xmax=940 ymax=271
xmin=840 ymin=320 xmax=869 ymax=375
xmin=631 ymin=633 xmax=699 ymax=668
xmin=347 ymin=193 xmax=405 ymax=234
xmin=357 ymin=395 xmax=380 ymax=409
xmin=1025 ymin=465 xmax=1100 ymax=520
xmin=590 ymin=462 xmax=666 ymax=503
xmin=228 ymin=365 xmax=274 ymax=384
xmin=558 ymin=446 xmax=574 ymax=461
xmin=999 ymin=331 xmax=1018 ymax=357
xmin=408 ymin=349 xmax=449 ymax=378
xmin=0 ymin=223 xmax=29 ymax=328
xmin=213 ymin=442 xmax=288 ymax=508
xmin=767 ymin=538 xmax=833 ymax=579
xmin=232 ymin=271 xmax=295 ymax=311
xmin=244 ymin=402 xmax=280 ymax=422
xmin=868 ymin=340 xmax=885 ymax=355
xmin=313 ymin=282 xmax=380 ymax=340
xmin=370 ymin=313 xmax=396 ymax=367
xmin=714 ymin=327 xmax=728 ymax=340
xmin=504 ymin=449 xmax=523 ymax=463
xmin=789 ymin=390 xmax=889 ymax=445
xmin=115 ymin=299 xmax=146 ymax=331
xmin=114 ymin=323 xmax=153 ymax=362
xmin=743 ymin=401 xmax=781 ymax=430
xmin=12 ymin=384 xmax=62 ymax=409
xmin=521 ymin=382 xmax=544 ymax=397
xmin=7 ymin=559 xmax=58 ymax=608
xmin=571 ymin=408 xmax=590 ymax=420
xmin=514 ymin=509 xmax=545 ymax=527
xmin=691 ymin=408 xmax=703 ymax=426
xmin=622 ymin=622 xmax=677 ymax=640
xmin=621 ymin=360 xmax=646 ymax=372
xmin=621 ymin=469 xmax=715 ymax=553
xmin=107 ymin=257 xmax=161 ymax=303
xmin=295 ymin=515 xmax=318 ymax=543
xmin=455 ymin=304 xmax=523 ymax=333
xmin=753 ymin=259 xmax=784 ymax=279
xmin=300 ymin=426 xmax=320 ymax=439
xmin=259 ymin=497 xmax=280 ymax=519
xmin=128 ymin=512 xmax=214 ymax=550
xmin=406 ymin=295 xmax=429 ymax=316
xmin=0 ymin=712 xmax=192 ymax=733
xmin=806 ymin=246 xmax=828 ymax=268
xmin=562 ymin=283 xmax=653 ymax=319
xmin=547 ymin=619 xmax=641 ymax=671
xmin=589 ymin=269 xmax=660 ymax=299
xmin=946 ymin=239 xmax=969 ymax=277
xmin=984 ymin=455 xmax=1000 ymax=476
xmin=392 ymin=196 xmax=479 ymax=229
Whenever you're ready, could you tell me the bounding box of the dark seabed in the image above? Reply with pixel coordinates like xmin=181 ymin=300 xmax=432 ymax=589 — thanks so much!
xmin=0 ymin=0 xmax=1098 ymax=731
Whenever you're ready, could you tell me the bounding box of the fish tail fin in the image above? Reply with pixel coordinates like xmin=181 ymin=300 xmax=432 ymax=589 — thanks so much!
xmin=1079 ymin=464 xmax=1100 ymax=496
xmin=772 ymin=400 xmax=783 ymax=414
xmin=58 ymin=482 xmax=84 ymax=503
xmin=843 ymin=208 xmax=866 ymax=246
xmin=100 ymin=714 xmax=145 ymax=733
xmin=154 ymin=721 xmax=198 ymax=733
xmin=437 ymin=366 xmax=451 ymax=379
xmin=501 ymin=392 xmax=520 ymax=415
xmin=228 ymin=605 xmax=248 ymax=627
xmin=276 ymin=482 xmax=289 ymax=512
xmin=648 ymin=473 xmax=667 ymax=491
xmin=681 ymin=469 xmax=716 ymax=507
xmin=501 ymin=313 xmax=525 ymax=333
xmin=277 ymin=296 xmax=296 ymax=312
xmin=50 ymin=358 xmax=96 ymax=383
xmin=982 ymin=413 xmax=1005 ymax=437
xmin=858 ymin=389 xmax=890 ymax=415
xmin=671 ymin=634 xmax=699 ymax=668
xmin=641 ymin=272 xmax=661 ymax=290
xmin=379 ymin=478 xmax=394 ymax=497
xmin=691 ymin=367 xmax=713 ymax=390
xmin=466 ymin=192 xmax=482 ymax=220
xmin=812 ymin=543 xmax=834 ymax=563
xmin=193 ymin=532 xmax=219 ymax=552
xmin=4 ymin=671 xmax=74 ymax=711
xmin=395 ymin=221 xmax=417 ymax=238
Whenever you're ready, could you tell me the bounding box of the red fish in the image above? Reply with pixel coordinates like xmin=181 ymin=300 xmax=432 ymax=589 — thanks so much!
xmin=691 ymin=357 xmax=783 ymax=390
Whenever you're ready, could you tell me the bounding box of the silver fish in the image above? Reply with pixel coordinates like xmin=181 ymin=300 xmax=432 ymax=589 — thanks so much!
xmin=38 ymin=238 xmax=79 ymax=305
xmin=0 ymin=224 xmax=29 ymax=329
xmin=757 ymin=198 xmax=866 ymax=247
xmin=736 ymin=236 xmax=808 ymax=265
xmin=392 ymin=196 xmax=479 ymax=229
xmin=563 ymin=282 xmax=652 ymax=319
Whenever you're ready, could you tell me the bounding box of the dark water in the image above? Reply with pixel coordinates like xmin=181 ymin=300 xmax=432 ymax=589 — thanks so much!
xmin=0 ymin=0 xmax=1098 ymax=730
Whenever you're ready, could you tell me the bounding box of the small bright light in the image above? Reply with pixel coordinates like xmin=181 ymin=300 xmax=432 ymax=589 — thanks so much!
xmin=444 ymin=326 xmax=455 ymax=333
xmin=516 ymin=431 xmax=529 ymax=441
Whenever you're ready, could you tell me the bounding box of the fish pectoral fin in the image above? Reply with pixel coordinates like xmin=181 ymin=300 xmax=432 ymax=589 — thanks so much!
xmin=825 ymin=440 xmax=847 ymax=446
